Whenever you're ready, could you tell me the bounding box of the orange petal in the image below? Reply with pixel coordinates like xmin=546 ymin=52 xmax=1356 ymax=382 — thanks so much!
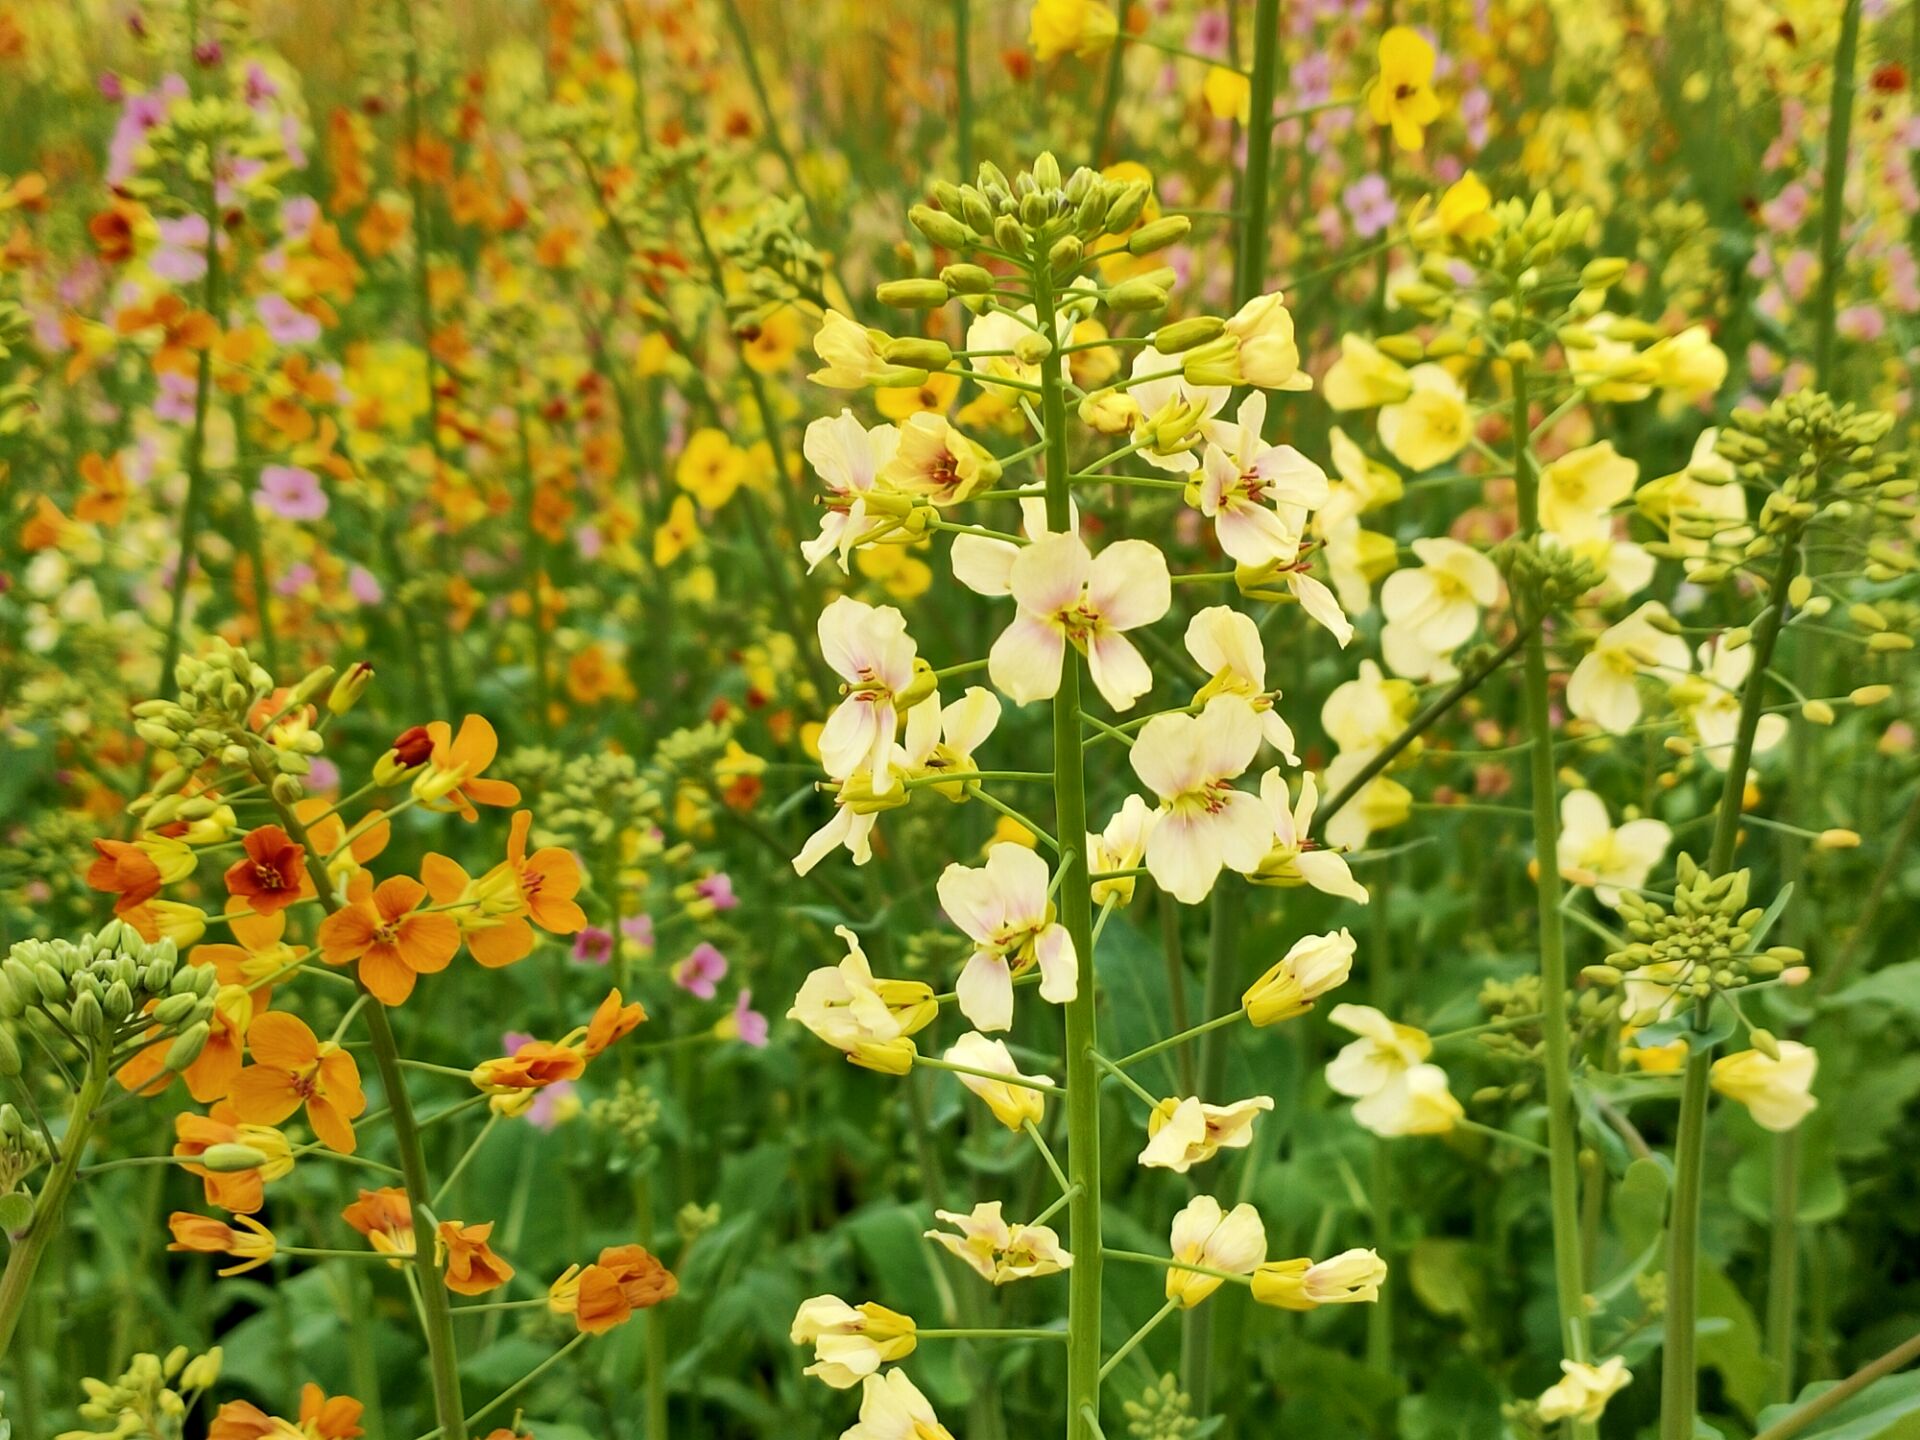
xmin=246 ymin=1011 xmax=320 ymax=1069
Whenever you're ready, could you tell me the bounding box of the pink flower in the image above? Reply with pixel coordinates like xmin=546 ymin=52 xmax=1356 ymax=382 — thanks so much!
xmin=1342 ymin=174 xmax=1396 ymax=239
xmin=572 ymin=927 xmax=614 ymax=965
xmin=729 ymin=989 xmax=770 ymax=1048
xmin=348 ymin=566 xmax=384 ymax=605
xmin=694 ymin=873 xmax=738 ymax=911
xmin=673 ymin=942 xmax=729 ymax=1000
xmin=257 ymin=292 xmax=321 ymax=345
xmin=256 ymin=465 xmax=328 ymax=521
xmin=527 ymin=1081 xmax=577 ymax=1129
xmin=621 ymin=914 xmax=656 ymax=950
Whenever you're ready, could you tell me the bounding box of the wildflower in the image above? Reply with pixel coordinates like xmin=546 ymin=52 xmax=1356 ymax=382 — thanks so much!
xmin=584 ymin=988 xmax=647 ymax=1057
xmin=1369 ymin=26 xmax=1442 ymax=151
xmin=316 ymin=874 xmax=461 ymax=1005
xmin=1087 ymin=794 xmax=1159 ymax=906
xmin=988 ymin=531 xmax=1171 ymax=711
xmin=879 ymin=412 xmax=998 ymax=506
xmin=1379 ymin=537 xmax=1502 ymax=681
xmin=791 ymin=1296 xmax=918 ymax=1389
xmin=256 ymin=464 xmax=328 ymax=521
xmin=229 ymin=1012 xmax=366 ymax=1153
xmin=899 ymin=686 xmax=1002 ymax=797
xmin=1196 ymin=394 xmax=1330 ymax=568
xmin=86 ymin=838 xmax=164 ymax=915
xmin=1028 ymin=0 xmax=1117 ymax=62
xmin=1566 ymin=603 xmax=1691 ymax=735
xmin=942 ymin=1033 xmax=1049 ymax=1130
xmin=1323 ymin=662 xmax=1413 ymax=759
xmin=676 ymin=428 xmax=748 ymax=509
xmin=1323 ymin=336 xmax=1411 ymax=411
xmin=811 ymin=312 xmax=895 ymax=389
xmin=167 ymin=1212 xmax=277 ymax=1276
xmin=1557 ymin=791 xmax=1671 ymax=907
xmin=1537 ymin=1357 xmax=1633 ymax=1425
xmin=937 ymin=842 xmax=1076 ymax=1031
xmin=1636 ymin=430 xmax=1749 ymax=574
xmin=1252 ymin=1248 xmax=1388 ymax=1310
xmin=1325 ymin=1004 xmax=1461 ymax=1137
xmin=1538 ymin=442 xmax=1638 ymax=547
xmin=672 ymin=941 xmax=730 ymax=1000
xmin=472 ymin=1038 xmax=586 ymax=1095
xmin=173 ymin=1104 xmax=292 ymax=1214
xmin=1165 ymin=1195 xmax=1266 ymax=1308
xmin=210 ymin=1384 xmax=364 ymax=1440
xmin=342 ymin=1187 xmax=415 ymax=1257
xmin=818 ymin=596 xmax=920 ymax=794
xmin=1243 ymin=928 xmax=1357 ymax=1024
xmin=1324 ymin=426 xmax=1404 ymax=527
xmin=1221 ymin=292 xmax=1313 ymax=392
xmin=1377 ymin=365 xmax=1470 ymax=472
xmin=718 ymin=988 xmax=771 ymax=1047
xmin=802 ymin=409 xmax=900 ymax=572
xmin=1139 ymin=1095 xmax=1274 ymax=1172
xmin=1320 ymin=753 xmax=1413 ymax=854
xmin=437 ymin=1220 xmax=514 ymax=1296
xmin=789 ymin=926 xmax=938 ymax=1074
xmin=413 ymin=715 xmax=521 ymax=819
xmin=1642 ymin=327 xmax=1727 ymax=403
xmin=549 ymin=1245 xmax=677 ymax=1334
xmin=1128 ymin=347 xmax=1229 ymax=473
xmin=1674 ymin=636 xmax=1788 ymax=768
xmin=1250 ymin=772 xmax=1368 ymax=902
xmin=1711 ymin=1043 xmax=1818 ymax=1132
xmin=792 ymin=781 xmax=884 ymax=875
xmin=1130 ymin=696 xmax=1271 ymax=904
xmin=843 ymin=1370 xmax=954 ymax=1440
xmin=924 ymin=1202 xmax=1073 ymax=1284
xmin=1202 ymin=65 xmax=1252 ymax=124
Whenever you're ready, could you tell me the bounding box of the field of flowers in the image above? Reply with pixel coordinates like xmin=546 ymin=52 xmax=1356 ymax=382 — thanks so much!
xmin=1 ymin=0 xmax=1917 ymax=1436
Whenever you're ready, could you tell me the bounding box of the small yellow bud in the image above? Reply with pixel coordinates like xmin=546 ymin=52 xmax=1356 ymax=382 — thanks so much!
xmin=1815 ymin=828 xmax=1861 ymax=850
xmin=1801 ymin=700 xmax=1836 ymax=726
xmin=1850 ymin=684 xmax=1892 ymax=706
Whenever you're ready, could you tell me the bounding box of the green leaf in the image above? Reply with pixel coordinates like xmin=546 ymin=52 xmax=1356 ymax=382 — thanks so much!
xmin=1753 ymin=1371 xmax=1920 ymax=1440
xmin=1407 ymin=1238 xmax=1483 ymax=1322
xmin=1698 ymin=1264 xmax=1771 ymax=1421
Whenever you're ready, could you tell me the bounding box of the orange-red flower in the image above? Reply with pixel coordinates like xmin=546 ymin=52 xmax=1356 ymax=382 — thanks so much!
xmin=584 ymin=988 xmax=647 ymax=1058
xmin=414 ymin=715 xmax=521 ymax=820
xmin=210 ymin=1384 xmax=365 ymax=1440
xmin=229 ymin=1012 xmax=367 ymax=1153
xmin=437 ymin=1220 xmax=515 ymax=1296
xmin=173 ymin=1101 xmax=291 ymax=1213
xmin=472 ymin=1039 xmax=586 ymax=1093
xmin=316 ymin=874 xmax=461 ymax=1004
xmin=168 ymin=1211 xmax=277 ymax=1275
xmin=223 ymin=825 xmax=310 ymax=917
xmin=116 ymin=293 xmax=218 ymax=376
xmin=86 ymin=838 xmax=164 ymax=914
xmin=75 ymin=452 xmax=129 ymax=524
xmin=342 ymin=1186 xmax=417 ymax=1257
xmin=547 ymin=1244 xmax=676 ymax=1334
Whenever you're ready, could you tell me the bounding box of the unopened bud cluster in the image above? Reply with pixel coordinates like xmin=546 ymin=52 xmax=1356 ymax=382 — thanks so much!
xmin=1497 ymin=538 xmax=1606 ymax=614
xmin=2 ymin=920 xmax=218 ymax=1073
xmin=61 ymin=1344 xmax=224 ymax=1440
xmin=1124 ymin=1374 xmax=1201 ymax=1440
xmin=589 ymin=1077 xmax=661 ymax=1155
xmin=1591 ymin=857 xmax=1801 ymax=1008
xmin=1716 ymin=392 xmax=1912 ymax=541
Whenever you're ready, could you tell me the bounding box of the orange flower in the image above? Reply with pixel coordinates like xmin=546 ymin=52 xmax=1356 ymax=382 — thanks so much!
xmin=85 ymin=838 xmax=164 ymax=914
xmin=168 ymin=1211 xmax=277 ymax=1275
xmin=342 ymin=1186 xmax=417 ymax=1258
xmin=117 ymin=982 xmax=254 ymax=1102
xmin=75 ymin=452 xmax=129 ymax=524
xmin=472 ymin=1039 xmax=585 ymax=1093
xmin=414 ymin=715 xmax=520 ymax=820
xmin=420 ymin=851 xmax=534 ymax=969
xmin=193 ymin=904 xmax=307 ymax=1011
xmin=230 ymin=1012 xmax=367 ymax=1153
xmin=210 ymin=1384 xmax=364 ymax=1440
xmin=504 ymin=810 xmax=587 ymax=935
xmin=549 ymin=1262 xmax=634 ymax=1334
xmin=223 ymin=825 xmax=310 ymax=917
xmin=597 ymin=1242 xmax=679 ymax=1310
xmin=173 ymin=1102 xmax=290 ymax=1213
xmin=437 ymin=1220 xmax=515 ymax=1296
xmin=584 ymin=988 xmax=647 ymax=1058
xmin=316 ymin=874 xmax=461 ymax=1004
xmin=116 ymin=293 xmax=218 ymax=376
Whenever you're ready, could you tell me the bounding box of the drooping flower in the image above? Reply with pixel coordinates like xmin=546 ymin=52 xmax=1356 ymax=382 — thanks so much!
xmin=437 ymin=1220 xmax=515 ymax=1295
xmin=1129 ymin=696 xmax=1271 ymax=904
xmin=791 ymin=1296 xmax=918 ymax=1389
xmin=1711 ymin=1043 xmax=1818 ymax=1132
xmin=1185 ymin=606 xmax=1300 ymax=760
xmin=1536 ymin=1357 xmax=1633 ymax=1426
xmin=988 ymin=531 xmax=1171 ymax=711
xmin=1086 ymin=794 xmax=1160 ymax=907
xmin=1251 ymin=1248 xmax=1388 ymax=1310
xmin=168 ymin=1211 xmax=278 ymax=1276
xmin=1165 ymin=1195 xmax=1267 ymax=1308
xmin=788 ymin=926 xmax=938 ymax=1074
xmin=942 ymin=1032 xmax=1050 ymax=1130
xmin=1243 ymin=928 xmax=1357 ymax=1024
xmin=1323 ymin=336 xmax=1411 ymax=412
xmin=1566 ymin=602 xmax=1692 ymax=735
xmin=842 ymin=1369 xmax=955 ymax=1440
xmin=413 ymin=716 xmax=521 ymax=820
xmin=1673 ymin=635 xmax=1788 ymax=768
xmin=924 ymin=1202 xmax=1073 ymax=1285
xmin=937 ymin=842 xmax=1077 ymax=1031
xmin=803 ymin=409 xmax=902 ymax=571
xmin=343 ymin=1186 xmax=416 ymax=1257
xmin=1139 ymin=1094 xmax=1274 ymax=1172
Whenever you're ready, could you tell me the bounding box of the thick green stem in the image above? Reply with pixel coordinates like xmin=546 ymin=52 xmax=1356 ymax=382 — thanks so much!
xmin=1180 ymin=887 xmax=1237 ymax=1409
xmin=1810 ymin=0 xmax=1860 ymax=391
xmin=1035 ymin=261 xmax=1103 ymax=1440
xmin=953 ymin=0 xmax=973 ymax=179
xmin=1230 ymin=0 xmax=1282 ymax=309
xmin=1510 ymin=362 xmax=1592 ymax=1384
xmin=1767 ymin=1128 xmax=1804 ymax=1402
xmin=0 ymin=1053 xmax=110 ymax=1357
xmin=1664 ymin=540 xmax=1803 ymax=1440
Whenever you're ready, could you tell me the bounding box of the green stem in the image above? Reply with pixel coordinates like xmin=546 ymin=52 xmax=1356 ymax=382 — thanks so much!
xmin=1752 ymin=1330 xmax=1920 ymax=1440
xmin=953 ymin=0 xmax=973 ymax=180
xmin=1767 ymin=1128 xmax=1804 ymax=1403
xmin=1230 ymin=0 xmax=1282 ymax=309
xmin=1510 ymin=361 xmax=1592 ymax=1389
xmin=1810 ymin=0 xmax=1861 ymax=391
xmin=0 ymin=1052 xmax=110 ymax=1356
xmin=1101 ymin=1298 xmax=1180 ymax=1381
xmin=1035 ymin=255 xmax=1104 ymax=1440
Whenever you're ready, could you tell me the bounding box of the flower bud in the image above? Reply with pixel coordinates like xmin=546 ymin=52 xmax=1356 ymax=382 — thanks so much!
xmin=328 ymin=662 xmax=375 ymax=714
xmin=1126 ymin=215 xmax=1190 ymax=255
xmin=1151 ymin=316 xmax=1226 ymax=354
xmin=199 ymin=1143 xmax=271 ymax=1173
xmin=875 ymin=278 xmax=951 ymax=309
xmin=1106 ymin=277 xmax=1170 ymax=313
xmin=940 ymin=263 xmax=995 ymax=295
xmin=881 ymin=337 xmax=953 ymax=370
xmin=908 ymin=204 xmax=972 ymax=250
xmin=1801 ymin=700 xmax=1836 ymax=725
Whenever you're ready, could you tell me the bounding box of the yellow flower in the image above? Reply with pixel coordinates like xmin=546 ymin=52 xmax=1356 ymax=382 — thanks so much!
xmin=941 ymin=1032 xmax=1049 ymax=1130
xmin=1368 ymin=26 xmax=1442 ymax=152
xmin=1711 ymin=1042 xmax=1819 ymax=1132
xmin=1165 ymin=1195 xmax=1266 ymax=1308
xmin=1028 ymin=0 xmax=1118 ymax=63
xmin=1377 ymin=364 xmax=1470 ymax=473
xmin=653 ymin=496 xmax=699 ymax=567
xmin=855 ymin=543 xmax=934 ymax=600
xmin=742 ymin=306 xmax=805 ymax=374
xmin=1202 ymin=66 xmax=1251 ymax=124
xmin=1537 ymin=1357 xmax=1633 ymax=1425
xmin=1323 ymin=335 xmax=1412 ymax=412
xmin=875 ymin=370 xmax=961 ymax=420
xmin=790 ymin=1296 xmax=917 ymax=1389
xmin=676 ymin=429 xmax=748 ymax=510
xmin=1426 ymin=171 xmax=1496 ymax=243
xmin=1252 ymin=1248 xmax=1387 ymax=1310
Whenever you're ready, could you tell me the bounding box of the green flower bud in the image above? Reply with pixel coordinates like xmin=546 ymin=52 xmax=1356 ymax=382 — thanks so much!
xmin=1151 ymin=316 xmax=1226 ymax=354
xmin=1126 ymin=215 xmax=1191 ymax=255
xmin=876 ymin=278 xmax=952 ymax=309
xmin=881 ymin=337 xmax=954 ymax=370
xmin=909 ymin=204 xmax=973 ymax=250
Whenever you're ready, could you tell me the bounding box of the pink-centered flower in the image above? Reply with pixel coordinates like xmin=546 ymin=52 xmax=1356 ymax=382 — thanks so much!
xmin=256 ymin=464 xmax=327 ymax=522
xmin=817 ymin=596 xmax=919 ymax=794
xmin=674 ymin=942 xmax=729 ymax=1000
xmin=1129 ymin=695 xmax=1272 ymax=903
xmin=1197 ymin=393 xmax=1330 ymax=568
